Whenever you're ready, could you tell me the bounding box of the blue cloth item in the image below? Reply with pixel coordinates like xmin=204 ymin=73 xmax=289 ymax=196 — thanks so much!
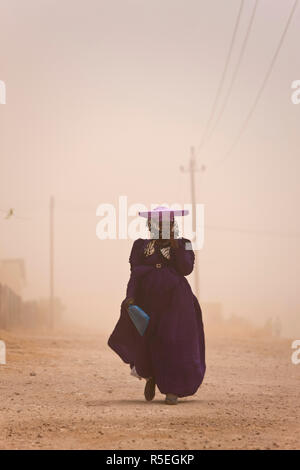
xmin=128 ymin=305 xmax=150 ymax=336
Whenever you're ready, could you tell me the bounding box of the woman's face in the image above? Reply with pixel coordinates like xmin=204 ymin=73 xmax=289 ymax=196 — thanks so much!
xmin=148 ymin=219 xmax=175 ymax=239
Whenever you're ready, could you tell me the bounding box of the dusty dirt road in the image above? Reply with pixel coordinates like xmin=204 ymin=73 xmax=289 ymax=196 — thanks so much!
xmin=0 ymin=327 xmax=299 ymax=450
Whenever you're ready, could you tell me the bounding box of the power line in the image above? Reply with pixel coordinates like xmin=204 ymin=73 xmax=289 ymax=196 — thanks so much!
xmin=205 ymin=225 xmax=300 ymax=238
xmin=206 ymin=0 xmax=260 ymax=145
xmin=3 ymin=198 xmax=300 ymax=238
xmin=211 ymin=0 xmax=299 ymax=169
xmin=197 ymin=0 xmax=245 ymax=152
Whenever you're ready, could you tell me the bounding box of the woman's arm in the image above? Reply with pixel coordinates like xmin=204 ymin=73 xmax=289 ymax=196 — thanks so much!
xmin=171 ymin=238 xmax=195 ymax=276
xmin=125 ymin=238 xmax=144 ymax=300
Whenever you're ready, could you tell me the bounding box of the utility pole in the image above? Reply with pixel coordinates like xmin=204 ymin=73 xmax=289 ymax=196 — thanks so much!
xmin=49 ymin=195 xmax=54 ymax=329
xmin=180 ymin=146 xmax=205 ymax=299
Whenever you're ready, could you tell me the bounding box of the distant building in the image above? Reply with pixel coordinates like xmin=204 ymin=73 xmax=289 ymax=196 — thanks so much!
xmin=0 ymin=258 xmax=26 ymax=296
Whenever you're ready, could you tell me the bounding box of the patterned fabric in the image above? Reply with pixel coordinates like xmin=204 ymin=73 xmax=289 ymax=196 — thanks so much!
xmin=160 ymin=246 xmax=171 ymax=260
xmin=144 ymin=239 xmax=155 ymax=257
xmin=144 ymin=239 xmax=171 ymax=260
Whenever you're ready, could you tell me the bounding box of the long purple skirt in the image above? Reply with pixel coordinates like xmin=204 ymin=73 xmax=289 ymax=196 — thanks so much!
xmin=108 ymin=238 xmax=206 ymax=398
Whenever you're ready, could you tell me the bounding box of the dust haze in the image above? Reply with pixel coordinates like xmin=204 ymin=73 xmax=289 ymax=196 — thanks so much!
xmin=0 ymin=0 xmax=299 ymax=338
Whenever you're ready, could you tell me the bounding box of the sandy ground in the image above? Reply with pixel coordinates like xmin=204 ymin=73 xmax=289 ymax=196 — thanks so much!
xmin=0 ymin=327 xmax=299 ymax=450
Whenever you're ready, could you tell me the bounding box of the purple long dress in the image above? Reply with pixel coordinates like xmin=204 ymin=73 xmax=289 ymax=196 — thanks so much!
xmin=107 ymin=238 xmax=206 ymax=398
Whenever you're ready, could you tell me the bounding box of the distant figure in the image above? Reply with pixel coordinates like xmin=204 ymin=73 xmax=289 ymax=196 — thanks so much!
xmin=108 ymin=206 xmax=206 ymax=405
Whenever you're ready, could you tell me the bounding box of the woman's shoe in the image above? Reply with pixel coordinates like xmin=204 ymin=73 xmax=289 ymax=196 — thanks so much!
xmin=165 ymin=393 xmax=178 ymax=405
xmin=144 ymin=377 xmax=156 ymax=401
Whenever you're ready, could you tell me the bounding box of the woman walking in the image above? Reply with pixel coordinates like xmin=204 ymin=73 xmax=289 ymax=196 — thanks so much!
xmin=108 ymin=206 xmax=206 ymax=405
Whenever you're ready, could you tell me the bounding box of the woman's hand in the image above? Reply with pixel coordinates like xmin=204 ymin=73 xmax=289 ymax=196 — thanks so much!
xmin=123 ymin=297 xmax=135 ymax=312
xmin=170 ymin=238 xmax=179 ymax=249
xmin=155 ymin=238 xmax=169 ymax=248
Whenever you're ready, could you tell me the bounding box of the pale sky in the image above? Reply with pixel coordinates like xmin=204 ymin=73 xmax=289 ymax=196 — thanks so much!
xmin=0 ymin=0 xmax=299 ymax=336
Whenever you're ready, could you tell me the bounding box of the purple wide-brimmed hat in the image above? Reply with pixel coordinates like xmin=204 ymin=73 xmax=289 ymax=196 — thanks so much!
xmin=138 ymin=206 xmax=189 ymax=220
